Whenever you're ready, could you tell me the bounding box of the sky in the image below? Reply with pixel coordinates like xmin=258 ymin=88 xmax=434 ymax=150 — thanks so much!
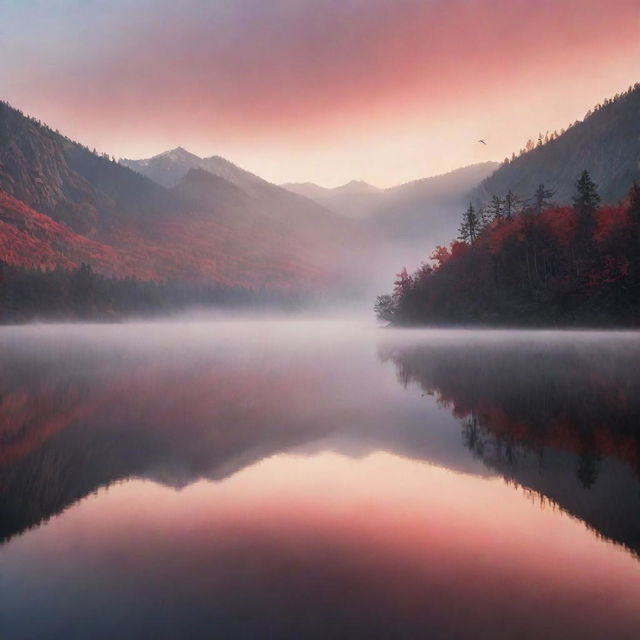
xmin=1 ymin=0 xmax=639 ymax=187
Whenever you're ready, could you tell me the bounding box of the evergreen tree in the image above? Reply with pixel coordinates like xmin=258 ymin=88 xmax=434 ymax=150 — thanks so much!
xmin=533 ymin=184 xmax=554 ymax=214
xmin=379 ymin=175 xmax=640 ymax=327
xmin=458 ymin=203 xmax=480 ymax=243
xmin=503 ymin=190 xmax=521 ymax=220
xmin=487 ymin=195 xmax=504 ymax=222
xmin=479 ymin=205 xmax=492 ymax=228
xmin=573 ymin=170 xmax=600 ymax=246
xmin=573 ymin=170 xmax=600 ymax=214
xmin=393 ymin=268 xmax=413 ymax=302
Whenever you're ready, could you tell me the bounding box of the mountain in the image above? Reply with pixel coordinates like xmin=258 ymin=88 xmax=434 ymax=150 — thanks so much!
xmin=283 ymin=180 xmax=381 ymax=200
xmin=283 ymin=163 xmax=499 ymax=250
xmin=0 ymin=190 xmax=122 ymax=274
xmin=285 ymin=164 xmax=499 ymax=239
xmin=171 ymin=167 xmax=255 ymax=218
xmin=282 ymin=180 xmax=382 ymax=219
xmin=282 ymin=163 xmax=499 ymax=290
xmin=123 ymin=147 xmax=302 ymax=202
xmin=120 ymin=147 xmax=270 ymax=197
xmin=121 ymin=145 xmax=358 ymax=255
xmin=282 ymin=182 xmax=335 ymax=200
xmin=371 ymin=162 xmax=500 ymax=238
xmin=0 ymin=102 xmax=180 ymax=235
xmin=0 ymin=101 xmax=358 ymax=292
xmin=474 ymin=82 xmax=640 ymax=205
xmin=123 ymin=145 xmax=499 ymax=283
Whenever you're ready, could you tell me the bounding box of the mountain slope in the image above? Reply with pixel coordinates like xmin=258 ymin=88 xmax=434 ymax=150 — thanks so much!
xmin=121 ymin=145 xmax=351 ymax=233
xmin=371 ymin=162 xmax=500 ymax=237
xmin=0 ymin=102 xmax=359 ymax=292
xmin=281 ymin=182 xmax=334 ymax=200
xmin=123 ymin=147 xmax=301 ymax=201
xmin=168 ymin=168 xmax=361 ymax=286
xmin=120 ymin=147 xmax=268 ymax=197
xmin=0 ymin=102 xmax=181 ymax=235
xmin=282 ymin=180 xmax=382 ymax=219
xmin=475 ymin=82 xmax=640 ymax=205
xmin=283 ymin=164 xmax=499 ymax=238
xmin=0 ymin=189 xmax=123 ymax=274
xmin=171 ymin=167 xmax=255 ymax=218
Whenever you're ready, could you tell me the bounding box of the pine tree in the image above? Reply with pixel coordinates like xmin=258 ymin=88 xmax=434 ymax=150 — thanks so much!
xmin=393 ymin=268 xmax=413 ymax=303
xmin=503 ymin=190 xmax=521 ymax=220
xmin=487 ymin=195 xmax=504 ymax=222
xmin=573 ymin=170 xmax=600 ymax=245
xmin=479 ymin=205 xmax=491 ymax=228
xmin=533 ymin=184 xmax=554 ymax=214
xmin=573 ymin=170 xmax=600 ymax=213
xmin=458 ymin=203 xmax=480 ymax=243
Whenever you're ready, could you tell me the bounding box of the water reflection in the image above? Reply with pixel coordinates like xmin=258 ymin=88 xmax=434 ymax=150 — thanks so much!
xmin=379 ymin=330 xmax=640 ymax=555
xmin=0 ymin=321 xmax=478 ymax=543
xmin=3 ymin=453 xmax=640 ymax=640
xmin=1 ymin=323 xmax=640 ymax=638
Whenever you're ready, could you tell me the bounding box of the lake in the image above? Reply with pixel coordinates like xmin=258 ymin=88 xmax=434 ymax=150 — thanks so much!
xmin=1 ymin=319 xmax=639 ymax=639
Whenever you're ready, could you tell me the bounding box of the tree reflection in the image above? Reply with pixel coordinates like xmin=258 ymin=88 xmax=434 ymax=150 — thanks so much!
xmin=379 ymin=335 xmax=640 ymax=555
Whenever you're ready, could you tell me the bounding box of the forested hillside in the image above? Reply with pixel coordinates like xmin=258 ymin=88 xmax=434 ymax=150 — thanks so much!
xmin=378 ymin=173 xmax=640 ymax=326
xmin=379 ymin=83 xmax=640 ymax=326
xmin=474 ymin=83 xmax=640 ymax=205
xmin=0 ymin=101 xmax=359 ymax=294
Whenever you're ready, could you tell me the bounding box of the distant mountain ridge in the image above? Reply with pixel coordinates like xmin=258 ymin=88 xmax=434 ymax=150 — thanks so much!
xmin=371 ymin=162 xmax=500 ymax=234
xmin=474 ymin=82 xmax=640 ymax=205
xmin=121 ymin=145 xmax=350 ymax=226
xmin=282 ymin=180 xmax=380 ymax=199
xmin=282 ymin=180 xmax=382 ymax=219
xmin=282 ymin=163 xmax=499 ymax=234
xmin=121 ymin=146 xmax=271 ymax=197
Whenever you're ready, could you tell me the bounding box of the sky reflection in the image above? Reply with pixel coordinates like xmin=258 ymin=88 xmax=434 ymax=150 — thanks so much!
xmin=2 ymin=322 xmax=640 ymax=638
xmin=1 ymin=452 xmax=639 ymax=639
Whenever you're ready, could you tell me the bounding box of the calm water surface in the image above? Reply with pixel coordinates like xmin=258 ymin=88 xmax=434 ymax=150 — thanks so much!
xmin=1 ymin=319 xmax=640 ymax=639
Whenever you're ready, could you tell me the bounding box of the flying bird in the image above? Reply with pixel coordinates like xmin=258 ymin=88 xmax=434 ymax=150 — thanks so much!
xmin=478 ymin=139 xmax=487 ymax=145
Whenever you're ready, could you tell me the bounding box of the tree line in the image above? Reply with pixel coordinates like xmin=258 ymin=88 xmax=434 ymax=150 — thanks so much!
xmin=376 ymin=172 xmax=640 ymax=326
xmin=0 ymin=262 xmax=300 ymax=322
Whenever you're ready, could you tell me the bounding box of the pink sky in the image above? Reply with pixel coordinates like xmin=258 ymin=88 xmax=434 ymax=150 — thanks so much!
xmin=3 ymin=0 xmax=640 ymax=186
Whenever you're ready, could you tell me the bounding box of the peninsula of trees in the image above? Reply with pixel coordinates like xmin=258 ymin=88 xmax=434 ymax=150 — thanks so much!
xmin=376 ymin=173 xmax=640 ymax=326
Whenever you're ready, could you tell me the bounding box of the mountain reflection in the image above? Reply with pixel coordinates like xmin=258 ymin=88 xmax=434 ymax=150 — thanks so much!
xmin=0 ymin=325 xmax=349 ymax=542
xmin=378 ymin=332 xmax=640 ymax=555
xmin=2 ymin=324 xmax=640 ymax=563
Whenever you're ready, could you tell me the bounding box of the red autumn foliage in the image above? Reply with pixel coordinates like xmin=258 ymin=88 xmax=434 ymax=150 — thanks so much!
xmin=538 ymin=206 xmax=576 ymax=247
xmin=449 ymin=240 xmax=468 ymax=260
xmin=0 ymin=189 xmax=351 ymax=293
xmin=430 ymin=245 xmax=451 ymax=268
xmin=385 ymin=181 xmax=640 ymax=326
xmin=593 ymin=205 xmax=631 ymax=245
xmin=0 ymin=190 xmax=121 ymax=274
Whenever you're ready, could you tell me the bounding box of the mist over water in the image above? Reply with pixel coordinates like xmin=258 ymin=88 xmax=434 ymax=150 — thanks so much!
xmin=1 ymin=318 xmax=640 ymax=639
